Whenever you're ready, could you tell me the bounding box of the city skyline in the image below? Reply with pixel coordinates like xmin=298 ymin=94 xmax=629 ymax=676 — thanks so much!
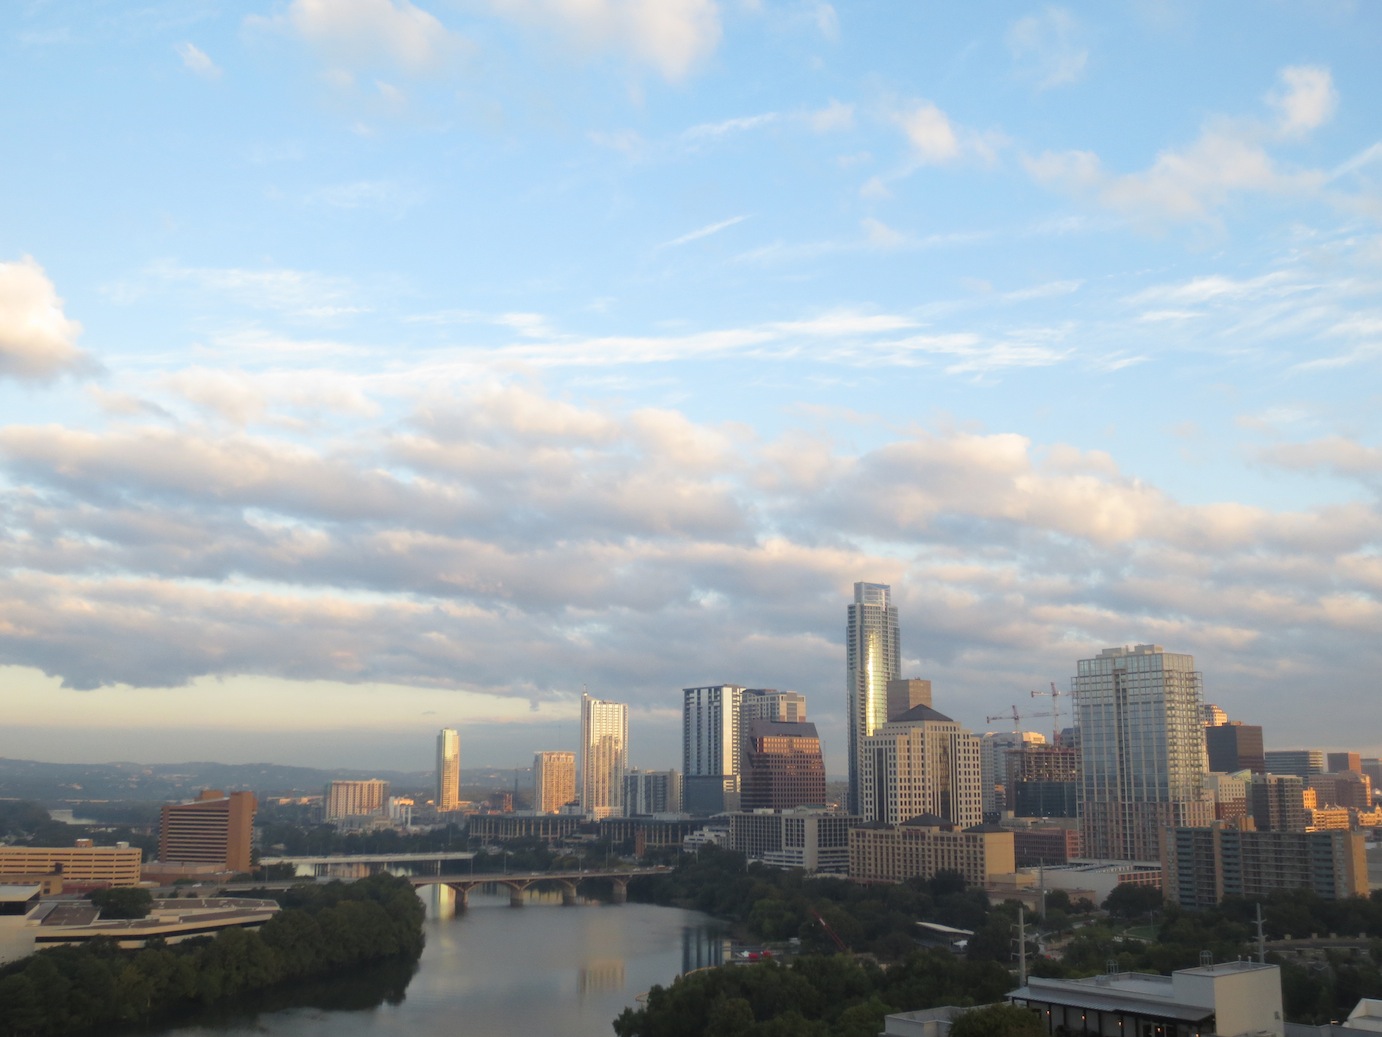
xmin=2 ymin=5 xmax=1381 ymax=770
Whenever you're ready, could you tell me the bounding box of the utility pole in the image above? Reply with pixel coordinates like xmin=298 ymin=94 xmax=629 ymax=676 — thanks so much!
xmin=1016 ymin=904 xmax=1028 ymax=987
xmin=1255 ymin=902 xmax=1267 ymax=964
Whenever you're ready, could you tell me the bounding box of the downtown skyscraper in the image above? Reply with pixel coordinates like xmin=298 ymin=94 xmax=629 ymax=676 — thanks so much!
xmin=580 ymin=692 xmax=628 ymax=820
xmin=1074 ymin=644 xmax=1212 ymax=860
xmin=846 ymin=581 xmax=900 ymax=815
xmin=436 ymin=728 xmax=461 ymax=812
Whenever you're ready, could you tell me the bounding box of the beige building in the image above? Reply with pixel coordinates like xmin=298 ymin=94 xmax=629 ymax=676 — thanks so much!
xmin=1163 ymin=824 xmax=1367 ymax=908
xmin=581 ymin=693 xmax=628 ymax=820
xmin=729 ymin=808 xmax=863 ymax=873
xmin=436 ymin=728 xmax=461 ymax=812
xmin=849 ymin=816 xmax=1014 ymax=887
xmin=159 ymin=790 xmax=257 ymax=873
xmin=859 ymin=705 xmax=983 ymax=827
xmin=533 ymin=750 xmax=577 ymax=813
xmin=323 ymin=779 xmax=390 ymax=821
xmin=0 ymin=842 xmax=142 ymax=891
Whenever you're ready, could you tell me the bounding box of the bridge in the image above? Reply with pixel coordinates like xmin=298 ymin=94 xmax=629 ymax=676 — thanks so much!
xmin=411 ymin=866 xmax=672 ymax=908
xmin=258 ymin=851 xmax=477 ymax=877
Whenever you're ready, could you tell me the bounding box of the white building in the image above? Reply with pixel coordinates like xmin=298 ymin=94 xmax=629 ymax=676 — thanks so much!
xmin=683 ymin=684 xmax=745 ymax=814
xmin=1075 ymin=645 xmax=1212 ymax=860
xmin=580 ymin=693 xmax=628 ymax=820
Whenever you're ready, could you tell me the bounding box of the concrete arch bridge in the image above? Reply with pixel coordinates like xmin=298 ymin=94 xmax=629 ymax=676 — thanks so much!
xmin=411 ymin=866 xmax=671 ymax=909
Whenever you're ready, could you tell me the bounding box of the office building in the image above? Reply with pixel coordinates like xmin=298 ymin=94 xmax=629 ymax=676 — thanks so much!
xmin=1362 ymin=758 xmax=1382 ymax=788
xmin=158 ymin=790 xmax=257 ymax=873
xmin=886 ymin=678 xmax=932 ymax=721
xmin=436 ymin=728 xmax=461 ymax=812
xmin=741 ymin=720 xmax=827 ymax=811
xmin=1204 ymin=772 xmax=1249 ymax=822
xmin=323 ymin=779 xmax=390 ymax=821
xmin=741 ymin=688 xmax=806 ymax=724
xmin=1205 ymin=722 xmax=1265 ymax=774
xmin=1327 ymin=751 xmax=1362 ymax=774
xmin=623 ymin=769 xmax=682 ymax=815
xmin=846 ymin=581 xmax=901 ymax=815
xmin=1074 ymin=644 xmax=1212 ymax=860
xmin=0 ymin=842 xmax=142 ymax=892
xmin=683 ymin=684 xmax=745 ymax=814
xmin=1008 ymin=744 xmax=1080 ymax=819
xmin=533 ymin=751 xmax=576 ymax=814
xmin=729 ymin=808 xmax=862 ymax=873
xmin=980 ymin=730 xmax=1047 ymax=817
xmin=849 ymin=816 xmax=1015 ymax=887
xmin=581 ymin=692 xmax=628 ymax=820
xmin=1011 ymin=826 xmax=1081 ymax=867
xmin=1264 ymin=749 xmax=1324 ymax=778
xmin=1201 ymin=702 xmax=1229 ymax=727
xmin=1164 ymin=824 xmax=1368 ymax=908
xmin=1307 ymin=771 xmax=1372 ymax=810
xmin=859 ymin=704 xmax=983 ymax=827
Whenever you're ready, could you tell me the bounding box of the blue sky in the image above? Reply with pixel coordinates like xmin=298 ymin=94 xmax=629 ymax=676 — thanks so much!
xmin=1 ymin=1 xmax=1380 ymax=775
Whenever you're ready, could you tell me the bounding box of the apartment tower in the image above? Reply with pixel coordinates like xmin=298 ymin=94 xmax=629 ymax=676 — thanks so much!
xmin=683 ymin=684 xmax=745 ymax=814
xmin=158 ymin=790 xmax=257 ymax=873
xmin=580 ymin=692 xmax=628 ymax=820
xmin=533 ymin=750 xmax=576 ymax=814
xmin=436 ymin=728 xmax=461 ymax=812
xmin=1074 ymin=644 xmax=1212 ymax=860
xmin=846 ymin=582 xmax=901 ymax=814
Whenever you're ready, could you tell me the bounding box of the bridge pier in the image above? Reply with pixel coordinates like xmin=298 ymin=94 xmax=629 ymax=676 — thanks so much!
xmin=610 ymin=878 xmax=628 ymax=905
xmin=504 ymin=880 xmax=529 ymax=907
xmin=558 ymin=880 xmax=579 ymax=906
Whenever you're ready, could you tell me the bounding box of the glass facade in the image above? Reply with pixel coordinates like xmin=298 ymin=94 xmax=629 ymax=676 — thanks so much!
xmin=846 ymin=581 xmax=900 ymax=815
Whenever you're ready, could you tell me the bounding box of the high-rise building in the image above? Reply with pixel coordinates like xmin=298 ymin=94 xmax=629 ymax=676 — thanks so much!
xmin=886 ymin=678 xmax=932 ymax=722
xmin=533 ymin=751 xmax=576 ymax=814
xmin=1248 ymin=774 xmax=1307 ymax=832
xmin=1009 ymin=744 xmax=1080 ymax=819
xmin=980 ymin=730 xmax=1047 ymax=817
xmin=1201 ymin=702 xmax=1229 ymax=727
xmin=683 ymin=684 xmax=745 ymax=814
xmin=1326 ymin=752 xmax=1362 ymax=774
xmin=859 ymin=704 xmax=983 ymax=827
xmin=741 ymin=720 xmax=827 ymax=811
xmin=323 ymin=779 xmax=391 ymax=821
xmin=1264 ymin=749 xmax=1324 ymax=778
xmin=1205 ymin=722 xmax=1265 ymax=774
xmin=741 ymin=688 xmax=807 ymax=724
xmin=436 ymin=729 xmax=461 ymax=812
xmin=158 ymin=790 xmax=257 ymax=873
xmin=1074 ymin=644 xmax=1213 ymax=860
xmin=623 ymin=769 xmax=682 ymax=815
xmin=846 ymin=581 xmax=900 ymax=814
xmin=581 ymin=693 xmax=628 ymax=820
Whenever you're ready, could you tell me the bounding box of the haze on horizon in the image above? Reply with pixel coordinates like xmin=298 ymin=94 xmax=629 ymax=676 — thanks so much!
xmin=2 ymin=3 xmax=1380 ymax=777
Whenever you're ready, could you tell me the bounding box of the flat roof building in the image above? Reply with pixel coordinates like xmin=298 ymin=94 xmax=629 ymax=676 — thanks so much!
xmin=159 ymin=790 xmax=256 ymax=874
xmin=849 ymin=816 xmax=1015 ymax=888
xmin=1163 ymin=825 xmax=1368 ymax=909
xmin=0 ymin=843 xmax=142 ymax=891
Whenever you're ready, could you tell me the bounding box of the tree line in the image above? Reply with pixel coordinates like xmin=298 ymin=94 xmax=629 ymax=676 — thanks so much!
xmin=0 ymin=873 xmax=425 ymax=1036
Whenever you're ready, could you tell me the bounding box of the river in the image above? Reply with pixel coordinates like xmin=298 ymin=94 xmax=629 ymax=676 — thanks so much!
xmin=145 ymin=885 xmax=727 ymax=1037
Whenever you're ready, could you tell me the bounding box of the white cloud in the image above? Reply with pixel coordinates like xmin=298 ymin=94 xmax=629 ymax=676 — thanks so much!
xmin=1269 ymin=65 xmax=1337 ymax=139
xmin=485 ymin=0 xmax=722 ymax=82
xmin=250 ymin=0 xmax=464 ymax=74
xmin=808 ymin=98 xmax=853 ymax=133
xmin=895 ymin=101 xmax=960 ymax=165
xmin=1023 ymin=66 xmax=1337 ymax=224
xmin=174 ymin=41 xmax=221 ymax=79
xmin=861 ymin=217 xmax=908 ymax=249
xmin=0 ymin=256 xmax=89 ymax=382
xmin=1007 ymin=6 xmax=1088 ymax=89
xmin=658 ymin=215 xmax=749 ymax=249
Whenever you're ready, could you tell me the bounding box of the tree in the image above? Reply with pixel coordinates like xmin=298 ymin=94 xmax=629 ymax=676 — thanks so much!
xmin=949 ymin=1003 xmax=1048 ymax=1037
xmin=1102 ymin=883 xmax=1162 ymax=920
xmin=88 ymin=887 xmax=153 ymax=919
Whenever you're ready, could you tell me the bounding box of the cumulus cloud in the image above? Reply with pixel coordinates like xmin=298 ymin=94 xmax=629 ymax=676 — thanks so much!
xmin=0 ymin=256 xmax=90 ymax=382
xmin=1007 ymin=6 xmax=1088 ymax=89
xmin=485 ymin=0 xmax=722 ymax=82
xmin=249 ymin=0 xmax=465 ymax=74
xmin=1024 ymin=65 xmax=1337 ymax=223
xmin=2 ymin=376 xmax=1381 ymax=747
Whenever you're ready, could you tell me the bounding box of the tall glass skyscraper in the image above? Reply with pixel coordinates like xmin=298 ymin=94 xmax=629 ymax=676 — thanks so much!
xmin=580 ymin=692 xmax=628 ymax=820
xmin=1074 ymin=644 xmax=1212 ymax=860
xmin=436 ymin=728 xmax=460 ymax=812
xmin=846 ymin=581 xmax=900 ymax=814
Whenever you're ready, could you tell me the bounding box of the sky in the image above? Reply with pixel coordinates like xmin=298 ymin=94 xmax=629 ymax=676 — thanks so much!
xmin=1 ymin=1 xmax=1380 ymax=777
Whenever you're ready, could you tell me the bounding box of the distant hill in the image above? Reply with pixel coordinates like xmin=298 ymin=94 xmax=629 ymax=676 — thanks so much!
xmin=0 ymin=757 xmax=503 ymax=804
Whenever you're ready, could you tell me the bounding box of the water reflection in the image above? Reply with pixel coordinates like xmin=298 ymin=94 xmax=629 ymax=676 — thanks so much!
xmin=145 ymin=885 xmax=726 ymax=1037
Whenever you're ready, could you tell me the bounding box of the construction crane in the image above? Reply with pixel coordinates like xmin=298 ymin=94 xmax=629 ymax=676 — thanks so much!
xmin=810 ymin=908 xmax=849 ymax=954
xmin=985 ymin=704 xmax=1058 ymax=734
xmin=1030 ymin=682 xmax=1066 ymax=744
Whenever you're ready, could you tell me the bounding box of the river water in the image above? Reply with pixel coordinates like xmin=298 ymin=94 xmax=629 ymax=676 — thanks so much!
xmin=146 ymin=885 xmax=727 ymax=1037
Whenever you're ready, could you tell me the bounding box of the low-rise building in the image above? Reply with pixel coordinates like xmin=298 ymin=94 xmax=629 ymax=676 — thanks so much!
xmin=849 ymin=816 xmax=1014 ymax=887
xmin=1029 ymin=859 xmax=1161 ymax=904
xmin=0 ymin=842 xmax=142 ymax=891
xmin=728 ymin=808 xmax=862 ymax=873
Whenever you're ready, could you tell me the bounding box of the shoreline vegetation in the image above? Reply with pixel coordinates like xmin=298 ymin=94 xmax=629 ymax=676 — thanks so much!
xmin=0 ymin=873 xmax=425 ymax=1037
